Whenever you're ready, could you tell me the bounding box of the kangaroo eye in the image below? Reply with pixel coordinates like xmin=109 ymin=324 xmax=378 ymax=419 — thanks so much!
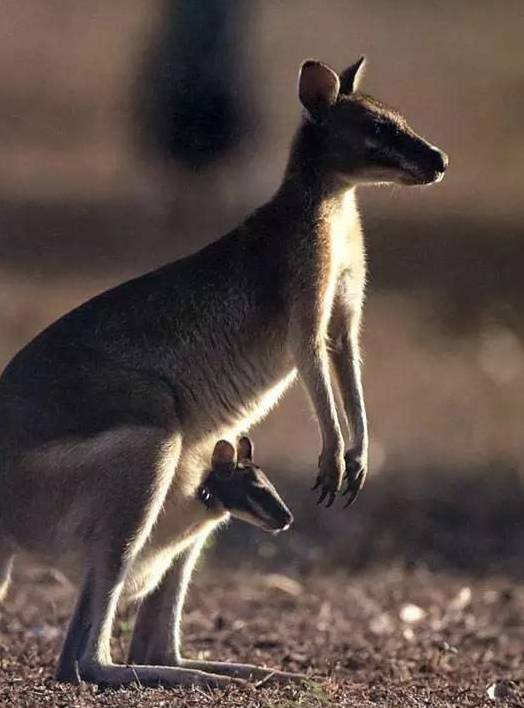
xmin=374 ymin=124 xmax=384 ymax=137
xmin=198 ymin=486 xmax=212 ymax=506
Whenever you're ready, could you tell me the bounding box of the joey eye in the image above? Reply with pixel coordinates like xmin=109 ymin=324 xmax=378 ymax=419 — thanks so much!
xmin=374 ymin=124 xmax=384 ymax=137
xmin=198 ymin=485 xmax=212 ymax=507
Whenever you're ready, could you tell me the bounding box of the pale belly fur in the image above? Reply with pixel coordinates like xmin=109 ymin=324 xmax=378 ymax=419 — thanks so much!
xmin=129 ymin=368 xmax=298 ymax=598
xmin=20 ymin=368 xmax=298 ymax=597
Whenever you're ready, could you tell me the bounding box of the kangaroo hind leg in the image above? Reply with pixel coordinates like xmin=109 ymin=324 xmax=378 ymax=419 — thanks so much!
xmin=54 ymin=426 xmax=240 ymax=688
xmin=129 ymin=533 xmax=306 ymax=685
xmin=56 ymin=425 xmax=182 ymax=682
xmin=50 ymin=425 xmax=203 ymax=687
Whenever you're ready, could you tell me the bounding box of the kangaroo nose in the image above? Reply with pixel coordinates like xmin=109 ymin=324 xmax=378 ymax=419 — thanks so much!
xmin=432 ymin=148 xmax=448 ymax=173
xmin=275 ymin=507 xmax=294 ymax=532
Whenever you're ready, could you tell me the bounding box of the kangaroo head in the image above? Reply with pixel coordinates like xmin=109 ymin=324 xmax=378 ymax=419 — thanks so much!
xmin=198 ymin=437 xmax=293 ymax=534
xmin=297 ymin=57 xmax=448 ymax=187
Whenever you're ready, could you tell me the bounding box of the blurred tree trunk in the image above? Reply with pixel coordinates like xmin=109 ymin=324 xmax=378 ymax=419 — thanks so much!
xmin=136 ymin=0 xmax=252 ymax=171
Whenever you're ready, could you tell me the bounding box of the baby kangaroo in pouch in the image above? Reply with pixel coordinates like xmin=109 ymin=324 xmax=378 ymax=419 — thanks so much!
xmin=199 ymin=436 xmax=293 ymax=534
xmin=127 ymin=437 xmax=298 ymax=687
xmin=0 ymin=57 xmax=447 ymax=689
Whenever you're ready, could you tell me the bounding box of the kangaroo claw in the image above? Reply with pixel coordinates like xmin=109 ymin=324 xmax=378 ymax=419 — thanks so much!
xmin=325 ymin=490 xmax=336 ymax=508
xmin=311 ymin=477 xmax=322 ymax=491
xmin=343 ymin=450 xmax=367 ymax=507
xmin=317 ymin=487 xmax=329 ymax=505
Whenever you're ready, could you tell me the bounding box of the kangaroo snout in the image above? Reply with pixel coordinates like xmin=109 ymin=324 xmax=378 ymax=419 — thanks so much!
xmin=268 ymin=503 xmax=294 ymax=534
xmin=432 ymin=147 xmax=448 ymax=173
xmin=404 ymin=139 xmax=448 ymax=186
xmin=427 ymin=146 xmax=448 ymax=181
xmin=243 ymin=483 xmax=294 ymax=534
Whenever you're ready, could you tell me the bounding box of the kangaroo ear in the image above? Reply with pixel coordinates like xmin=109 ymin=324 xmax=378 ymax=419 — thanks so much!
xmin=298 ymin=60 xmax=340 ymax=117
xmin=339 ymin=56 xmax=366 ymax=94
xmin=237 ymin=435 xmax=254 ymax=462
xmin=212 ymin=440 xmax=236 ymax=471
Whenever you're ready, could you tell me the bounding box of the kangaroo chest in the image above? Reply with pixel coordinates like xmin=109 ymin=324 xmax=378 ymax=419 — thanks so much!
xmin=314 ymin=190 xmax=363 ymax=327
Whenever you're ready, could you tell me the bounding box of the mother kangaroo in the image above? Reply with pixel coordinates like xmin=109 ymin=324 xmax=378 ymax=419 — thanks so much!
xmin=0 ymin=58 xmax=447 ymax=688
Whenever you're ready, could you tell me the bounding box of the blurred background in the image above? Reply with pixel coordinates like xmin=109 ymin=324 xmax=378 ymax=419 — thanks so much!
xmin=1 ymin=0 xmax=524 ymax=577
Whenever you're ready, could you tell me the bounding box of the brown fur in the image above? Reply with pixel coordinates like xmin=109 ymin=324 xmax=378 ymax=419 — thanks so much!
xmin=0 ymin=58 xmax=446 ymax=688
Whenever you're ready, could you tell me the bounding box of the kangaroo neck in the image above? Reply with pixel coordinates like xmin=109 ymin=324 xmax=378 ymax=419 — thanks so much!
xmin=277 ymin=120 xmax=354 ymax=222
xmin=245 ymin=120 xmax=357 ymax=241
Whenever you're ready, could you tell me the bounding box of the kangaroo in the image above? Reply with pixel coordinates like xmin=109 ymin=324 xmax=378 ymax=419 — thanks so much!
xmin=198 ymin=436 xmax=293 ymax=533
xmin=0 ymin=57 xmax=447 ymax=689
xmin=127 ymin=436 xmax=296 ymax=681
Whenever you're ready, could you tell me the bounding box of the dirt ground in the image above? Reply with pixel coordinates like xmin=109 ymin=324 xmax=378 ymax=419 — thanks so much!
xmin=0 ymin=561 xmax=522 ymax=708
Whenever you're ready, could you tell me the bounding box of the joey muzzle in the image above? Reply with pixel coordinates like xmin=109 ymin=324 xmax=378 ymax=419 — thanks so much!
xmin=201 ymin=466 xmax=294 ymax=533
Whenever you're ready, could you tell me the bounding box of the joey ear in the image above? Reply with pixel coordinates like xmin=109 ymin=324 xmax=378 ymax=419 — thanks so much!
xmin=298 ymin=60 xmax=340 ymax=118
xmin=212 ymin=440 xmax=236 ymax=471
xmin=237 ymin=435 xmax=254 ymax=462
xmin=339 ymin=56 xmax=366 ymax=94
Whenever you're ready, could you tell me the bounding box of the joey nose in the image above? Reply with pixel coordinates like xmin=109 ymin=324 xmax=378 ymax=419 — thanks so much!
xmin=273 ymin=508 xmax=294 ymax=532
